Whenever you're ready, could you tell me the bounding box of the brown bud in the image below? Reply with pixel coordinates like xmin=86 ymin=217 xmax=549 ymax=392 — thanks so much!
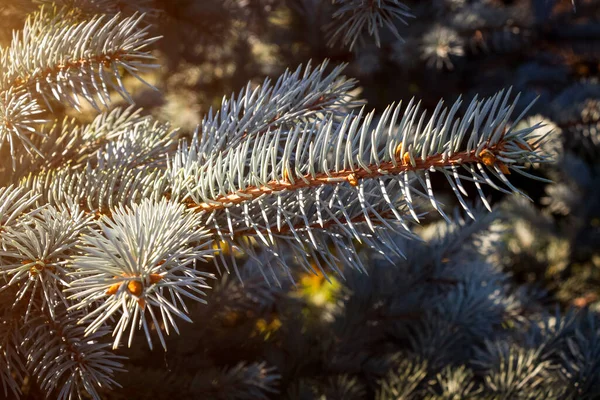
xmin=106 ymin=282 xmax=122 ymax=295
xmin=282 ymin=168 xmax=291 ymax=183
xmin=127 ymin=280 xmax=143 ymax=297
xmin=149 ymin=274 xmax=163 ymax=285
xmin=347 ymin=173 xmax=359 ymax=187
xmin=394 ymin=143 xmax=403 ymax=160
xmin=137 ymin=298 xmax=147 ymax=310
xmin=478 ymin=149 xmax=496 ymax=167
xmin=29 ymin=265 xmax=42 ymax=276
xmin=184 ymin=197 xmax=197 ymax=209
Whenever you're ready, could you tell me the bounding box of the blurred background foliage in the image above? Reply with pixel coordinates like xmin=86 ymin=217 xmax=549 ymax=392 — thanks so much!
xmin=2 ymin=0 xmax=600 ymax=398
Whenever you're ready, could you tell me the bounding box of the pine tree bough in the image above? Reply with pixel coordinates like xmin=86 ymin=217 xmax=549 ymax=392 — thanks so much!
xmin=185 ymin=135 xmax=532 ymax=213
xmin=0 ymin=6 xmax=159 ymax=111
xmin=168 ymin=88 xmax=548 ymax=276
xmin=0 ymin=3 xmax=554 ymax=400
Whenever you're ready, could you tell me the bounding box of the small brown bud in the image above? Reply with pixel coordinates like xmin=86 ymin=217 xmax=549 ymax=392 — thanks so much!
xmin=149 ymin=274 xmax=163 ymax=285
xmin=137 ymin=298 xmax=147 ymax=310
xmin=282 ymin=168 xmax=291 ymax=183
xmin=106 ymin=282 xmax=122 ymax=295
xmin=347 ymin=173 xmax=359 ymax=187
xmin=29 ymin=265 xmax=42 ymax=276
xmin=479 ymin=149 xmax=496 ymax=167
xmin=184 ymin=197 xmax=197 ymax=209
xmin=127 ymin=280 xmax=143 ymax=297
xmin=394 ymin=143 xmax=403 ymax=160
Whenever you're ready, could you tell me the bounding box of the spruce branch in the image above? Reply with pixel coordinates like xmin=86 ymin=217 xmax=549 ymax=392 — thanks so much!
xmin=169 ymin=87 xmax=549 ymax=278
xmin=425 ymin=365 xmax=481 ymax=399
xmin=21 ymin=306 xmax=125 ymax=400
xmin=196 ymin=60 xmax=362 ymax=164
xmin=558 ymin=314 xmax=600 ymax=398
xmin=0 ymin=201 xmax=90 ymax=320
xmin=320 ymin=375 xmax=367 ymax=399
xmin=327 ymin=0 xmax=415 ymax=50
xmin=473 ymin=341 xmax=557 ymax=397
xmin=93 ymin=115 xmax=177 ymax=169
xmin=0 ymin=290 xmax=25 ymax=399
xmin=67 ymin=199 xmax=215 ymax=350
xmin=178 ymin=89 xmax=547 ymax=214
xmin=0 ymin=7 xmax=160 ymax=110
xmin=421 ymin=25 xmax=465 ymax=70
xmin=0 ymin=185 xmax=40 ymax=237
xmin=6 ymin=106 xmax=153 ymax=181
xmin=376 ymin=357 xmax=428 ymax=400
xmin=0 ymin=89 xmax=49 ymax=169
xmin=22 ymin=163 xmax=167 ymax=218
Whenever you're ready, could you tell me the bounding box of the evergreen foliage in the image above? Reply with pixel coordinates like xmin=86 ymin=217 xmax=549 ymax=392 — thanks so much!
xmin=0 ymin=1 xmax=599 ymax=399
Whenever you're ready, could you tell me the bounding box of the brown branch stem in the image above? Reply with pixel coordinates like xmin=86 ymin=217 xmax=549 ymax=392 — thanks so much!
xmin=2 ymin=50 xmax=126 ymax=93
xmin=190 ymin=147 xmax=495 ymax=212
